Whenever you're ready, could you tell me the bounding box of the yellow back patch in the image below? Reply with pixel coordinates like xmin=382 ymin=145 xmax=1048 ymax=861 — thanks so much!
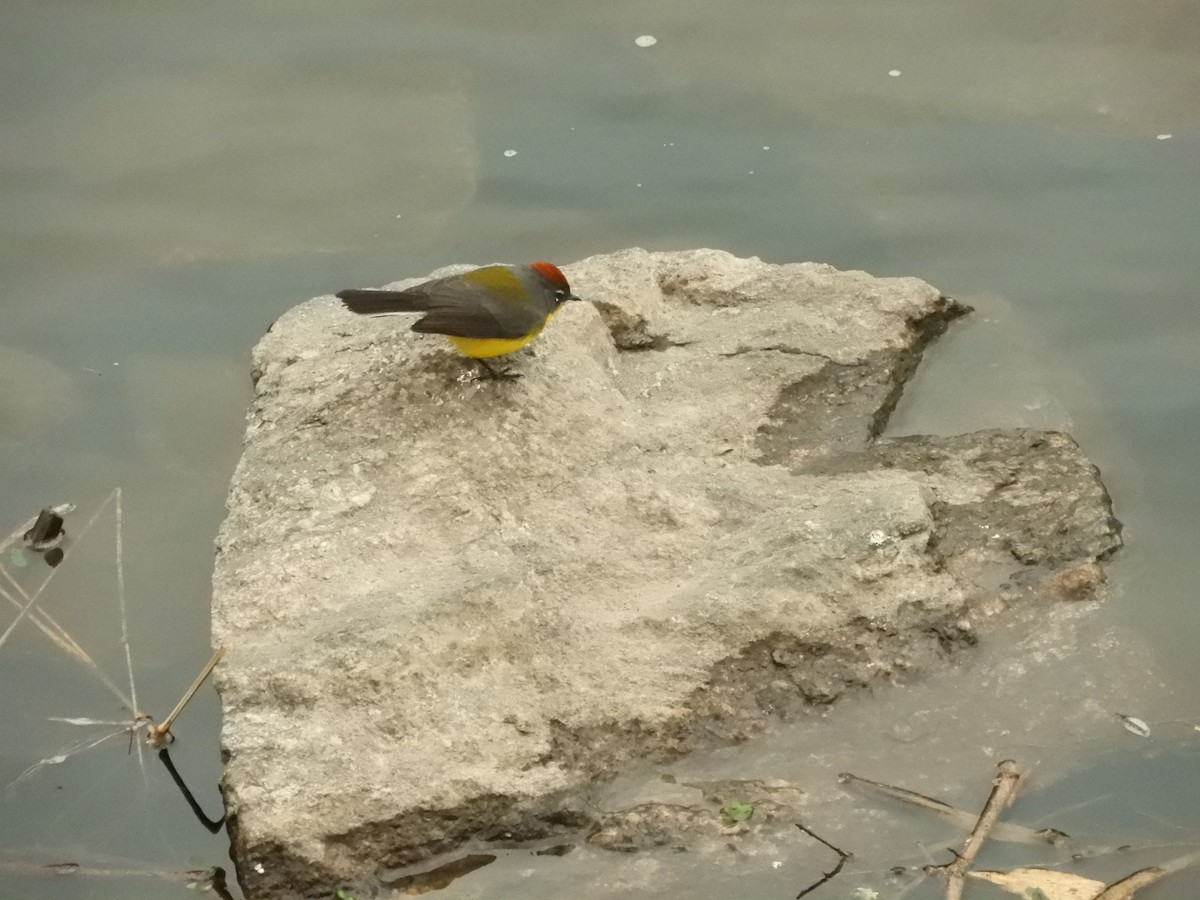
xmin=462 ymin=266 xmax=526 ymax=304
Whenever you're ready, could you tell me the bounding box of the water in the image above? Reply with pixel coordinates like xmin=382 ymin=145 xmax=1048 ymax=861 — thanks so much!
xmin=1 ymin=1 xmax=1197 ymax=897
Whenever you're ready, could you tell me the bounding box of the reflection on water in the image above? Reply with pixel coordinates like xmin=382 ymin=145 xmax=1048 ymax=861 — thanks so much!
xmin=1 ymin=0 xmax=1197 ymax=896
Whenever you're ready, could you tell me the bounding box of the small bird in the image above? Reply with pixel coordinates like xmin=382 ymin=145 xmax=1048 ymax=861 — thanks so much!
xmin=337 ymin=261 xmax=581 ymax=377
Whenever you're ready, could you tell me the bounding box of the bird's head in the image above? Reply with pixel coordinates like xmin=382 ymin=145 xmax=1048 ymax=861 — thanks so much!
xmin=528 ymin=261 xmax=582 ymax=306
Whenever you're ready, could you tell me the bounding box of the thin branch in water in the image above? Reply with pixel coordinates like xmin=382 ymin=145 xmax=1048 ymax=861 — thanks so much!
xmin=8 ymin=727 xmax=132 ymax=787
xmin=0 ymin=491 xmax=139 ymax=714
xmin=0 ymin=579 xmax=137 ymax=712
xmin=47 ymin=716 xmax=132 ymax=727
xmin=0 ymin=572 xmax=56 ymax=651
xmin=1095 ymin=846 xmax=1200 ymax=899
xmin=795 ymin=822 xmax=852 ymax=899
xmin=923 ymin=759 xmax=1023 ymax=900
xmin=0 ymin=855 xmax=231 ymax=895
xmin=0 ymin=492 xmax=112 ymax=648
xmin=838 ymin=770 xmax=1066 ymax=846
xmin=146 ymin=646 xmax=226 ymax=748
xmin=112 ymin=488 xmax=145 ymax=777
xmin=0 ymin=574 xmax=87 ymax=658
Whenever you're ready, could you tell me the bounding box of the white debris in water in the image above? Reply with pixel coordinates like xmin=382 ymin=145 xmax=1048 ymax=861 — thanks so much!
xmin=1156 ymin=133 xmax=1173 ymax=140
xmin=1117 ymin=712 xmax=1151 ymax=737
xmin=636 ymin=183 xmax=643 ymax=188
xmin=635 ymin=34 xmax=658 ymax=47
xmin=772 ymin=860 xmax=783 ymax=869
xmin=762 ymin=145 xmax=770 ymax=150
xmin=503 ymin=149 xmax=518 ymax=158
xmin=888 ymin=69 xmax=902 ymax=77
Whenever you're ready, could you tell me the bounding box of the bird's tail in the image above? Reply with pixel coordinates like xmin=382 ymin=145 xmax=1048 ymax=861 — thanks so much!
xmin=337 ymin=289 xmax=427 ymax=316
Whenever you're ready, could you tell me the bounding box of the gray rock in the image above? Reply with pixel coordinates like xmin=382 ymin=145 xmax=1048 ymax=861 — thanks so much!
xmin=211 ymin=248 xmax=1121 ymax=896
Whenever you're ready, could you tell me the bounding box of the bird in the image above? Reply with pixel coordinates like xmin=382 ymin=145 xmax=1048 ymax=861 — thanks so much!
xmin=337 ymin=261 xmax=581 ymax=378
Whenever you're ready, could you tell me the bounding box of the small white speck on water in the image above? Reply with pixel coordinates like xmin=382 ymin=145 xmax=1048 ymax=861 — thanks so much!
xmin=888 ymin=69 xmax=902 ymax=77
xmin=1156 ymin=133 xmax=1173 ymax=140
xmin=762 ymin=145 xmax=770 ymax=150
xmin=635 ymin=35 xmax=658 ymax=48
xmin=394 ymin=214 xmax=403 ymax=218
xmin=636 ymin=183 xmax=643 ymax=188
xmin=503 ymin=149 xmax=518 ymax=158
xmin=748 ymin=170 xmax=755 ymax=175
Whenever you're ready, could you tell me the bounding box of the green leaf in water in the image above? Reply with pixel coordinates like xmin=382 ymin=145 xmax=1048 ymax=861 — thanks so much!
xmin=721 ymin=800 xmax=753 ymax=822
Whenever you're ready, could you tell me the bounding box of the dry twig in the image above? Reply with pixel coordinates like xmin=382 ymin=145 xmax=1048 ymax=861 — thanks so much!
xmin=146 ymin=645 xmax=225 ymax=748
xmin=839 ymin=770 xmax=1066 ymax=846
xmin=1095 ymin=846 xmax=1200 ymax=899
xmin=923 ymin=759 xmax=1023 ymax=900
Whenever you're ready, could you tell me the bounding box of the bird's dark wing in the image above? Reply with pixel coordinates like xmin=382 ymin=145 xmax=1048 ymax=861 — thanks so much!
xmin=409 ymin=304 xmax=537 ymax=339
xmin=339 ymin=269 xmax=545 ymax=339
xmin=410 ymin=277 xmax=546 ymax=338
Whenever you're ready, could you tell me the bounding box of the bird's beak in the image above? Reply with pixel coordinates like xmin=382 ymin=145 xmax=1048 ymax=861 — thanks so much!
xmin=568 ymin=293 xmax=583 ymax=302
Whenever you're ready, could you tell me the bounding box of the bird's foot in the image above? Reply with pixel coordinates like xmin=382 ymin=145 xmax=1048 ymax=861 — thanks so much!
xmin=474 ymin=359 xmax=522 ymax=380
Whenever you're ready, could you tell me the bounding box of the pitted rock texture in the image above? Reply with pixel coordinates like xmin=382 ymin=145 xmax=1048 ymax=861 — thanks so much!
xmin=211 ymin=248 xmax=1120 ymax=897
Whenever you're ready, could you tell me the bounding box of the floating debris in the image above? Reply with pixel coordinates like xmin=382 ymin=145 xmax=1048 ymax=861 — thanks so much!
xmin=534 ymin=844 xmax=574 ymax=857
xmin=1116 ymin=712 xmax=1151 ymax=738
xmin=634 ymin=35 xmax=657 ymax=48
xmin=23 ymin=508 xmax=65 ymax=550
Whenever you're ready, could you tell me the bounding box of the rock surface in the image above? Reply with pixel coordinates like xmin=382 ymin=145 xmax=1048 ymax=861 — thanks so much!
xmin=211 ymin=248 xmax=1121 ymax=897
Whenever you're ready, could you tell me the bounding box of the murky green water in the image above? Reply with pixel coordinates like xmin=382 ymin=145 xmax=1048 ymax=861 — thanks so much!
xmin=2 ymin=1 xmax=1197 ymax=897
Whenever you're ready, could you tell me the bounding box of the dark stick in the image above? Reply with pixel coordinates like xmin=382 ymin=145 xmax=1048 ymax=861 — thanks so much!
xmin=157 ymin=749 xmax=226 ymax=834
xmin=795 ymin=822 xmax=852 ymax=898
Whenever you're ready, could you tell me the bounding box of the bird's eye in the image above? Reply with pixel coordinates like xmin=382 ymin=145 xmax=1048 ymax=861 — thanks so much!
xmin=554 ymin=289 xmax=567 ymax=301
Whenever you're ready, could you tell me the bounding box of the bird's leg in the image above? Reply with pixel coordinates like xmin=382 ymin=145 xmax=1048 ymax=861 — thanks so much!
xmin=474 ymin=358 xmax=522 ymax=380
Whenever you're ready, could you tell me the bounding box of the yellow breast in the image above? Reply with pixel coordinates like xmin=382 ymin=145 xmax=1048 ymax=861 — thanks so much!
xmin=444 ymin=305 xmax=562 ymax=358
xmin=446 ymin=328 xmax=544 ymax=358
